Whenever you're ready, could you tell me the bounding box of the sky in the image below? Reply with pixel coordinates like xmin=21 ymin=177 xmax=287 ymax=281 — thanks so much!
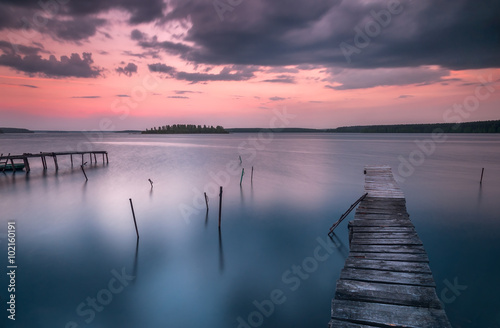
xmin=0 ymin=0 xmax=499 ymax=130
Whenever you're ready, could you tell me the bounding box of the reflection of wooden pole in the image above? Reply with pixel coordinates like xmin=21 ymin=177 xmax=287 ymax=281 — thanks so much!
xmin=204 ymin=192 xmax=209 ymax=211
xmin=240 ymin=168 xmax=245 ymax=186
xmin=251 ymin=166 xmax=254 ymax=183
xmin=218 ymin=187 xmax=223 ymax=230
xmin=480 ymin=168 xmax=484 ymax=184
xmin=129 ymin=198 xmax=140 ymax=240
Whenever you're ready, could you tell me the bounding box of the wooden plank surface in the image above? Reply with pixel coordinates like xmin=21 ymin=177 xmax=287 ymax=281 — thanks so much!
xmin=329 ymin=166 xmax=450 ymax=327
xmin=330 ymin=300 xmax=452 ymax=328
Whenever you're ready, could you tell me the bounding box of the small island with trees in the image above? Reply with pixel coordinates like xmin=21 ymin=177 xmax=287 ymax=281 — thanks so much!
xmin=142 ymin=124 xmax=229 ymax=134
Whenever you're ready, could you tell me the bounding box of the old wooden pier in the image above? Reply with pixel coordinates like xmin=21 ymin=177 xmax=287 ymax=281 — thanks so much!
xmin=0 ymin=151 xmax=108 ymax=173
xmin=328 ymin=165 xmax=451 ymax=327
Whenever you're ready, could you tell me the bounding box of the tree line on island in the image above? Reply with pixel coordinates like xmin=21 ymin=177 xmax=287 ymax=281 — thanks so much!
xmin=142 ymin=124 xmax=228 ymax=134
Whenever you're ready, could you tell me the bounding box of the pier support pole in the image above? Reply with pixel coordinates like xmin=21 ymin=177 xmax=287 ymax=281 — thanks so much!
xmin=23 ymin=157 xmax=30 ymax=173
xmin=94 ymin=153 xmax=97 ymax=163
xmin=10 ymin=159 xmax=16 ymax=172
xmin=70 ymin=154 xmax=73 ymax=167
xmin=89 ymin=153 xmax=92 ymax=164
xmin=251 ymin=166 xmax=254 ymax=183
xmin=129 ymin=198 xmax=140 ymax=240
xmin=218 ymin=186 xmax=223 ymax=230
xmin=81 ymin=154 xmax=84 ymax=165
xmin=240 ymin=168 xmax=245 ymax=186
xmin=102 ymin=153 xmax=105 ymax=164
xmin=105 ymin=153 xmax=109 ymax=164
xmin=204 ymin=192 xmax=209 ymax=211
xmin=53 ymin=155 xmax=59 ymax=171
xmin=480 ymin=168 xmax=484 ymax=184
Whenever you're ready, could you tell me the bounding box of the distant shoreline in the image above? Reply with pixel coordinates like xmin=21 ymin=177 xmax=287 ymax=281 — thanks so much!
xmin=2 ymin=119 xmax=499 ymax=134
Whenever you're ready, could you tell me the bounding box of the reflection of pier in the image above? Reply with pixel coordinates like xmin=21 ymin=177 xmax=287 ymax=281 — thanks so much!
xmin=0 ymin=151 xmax=108 ymax=173
xmin=328 ymin=165 xmax=451 ymax=327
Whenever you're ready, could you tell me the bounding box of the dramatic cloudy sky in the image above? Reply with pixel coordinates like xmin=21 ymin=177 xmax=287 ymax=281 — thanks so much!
xmin=0 ymin=0 xmax=499 ymax=130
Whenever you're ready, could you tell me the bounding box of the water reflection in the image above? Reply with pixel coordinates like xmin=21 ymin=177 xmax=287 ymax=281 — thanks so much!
xmin=133 ymin=239 xmax=139 ymax=282
xmin=218 ymin=230 xmax=225 ymax=274
xmin=329 ymin=233 xmax=349 ymax=260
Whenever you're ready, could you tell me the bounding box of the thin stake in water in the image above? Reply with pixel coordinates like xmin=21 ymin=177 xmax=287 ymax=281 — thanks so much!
xmin=251 ymin=166 xmax=254 ymax=183
xmin=218 ymin=186 xmax=223 ymax=230
xmin=80 ymin=162 xmax=88 ymax=181
xmin=129 ymin=198 xmax=140 ymax=240
xmin=204 ymin=192 xmax=209 ymax=211
xmin=240 ymin=168 xmax=245 ymax=186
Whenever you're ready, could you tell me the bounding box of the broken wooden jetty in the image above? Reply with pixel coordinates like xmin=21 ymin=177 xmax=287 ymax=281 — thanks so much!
xmin=0 ymin=151 xmax=108 ymax=173
xmin=328 ymin=165 xmax=451 ymax=328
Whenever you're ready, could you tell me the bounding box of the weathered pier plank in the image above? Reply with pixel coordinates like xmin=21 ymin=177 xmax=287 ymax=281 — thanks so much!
xmin=328 ymin=165 xmax=451 ymax=327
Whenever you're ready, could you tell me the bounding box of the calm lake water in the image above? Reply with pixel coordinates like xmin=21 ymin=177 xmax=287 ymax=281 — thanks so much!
xmin=1 ymin=133 xmax=499 ymax=328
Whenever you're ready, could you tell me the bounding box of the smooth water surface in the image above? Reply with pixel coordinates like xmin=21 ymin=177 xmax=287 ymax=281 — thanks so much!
xmin=1 ymin=133 xmax=499 ymax=328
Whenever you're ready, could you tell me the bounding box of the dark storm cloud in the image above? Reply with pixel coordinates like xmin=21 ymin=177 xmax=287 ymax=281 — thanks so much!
xmin=116 ymin=62 xmax=138 ymax=76
xmin=0 ymin=51 xmax=103 ymax=78
xmin=0 ymin=0 xmax=165 ymax=25
xmin=148 ymin=63 xmax=258 ymax=83
xmin=262 ymin=75 xmax=296 ymax=84
xmin=46 ymin=17 xmax=107 ymax=41
xmin=0 ymin=40 xmax=47 ymax=56
xmin=324 ymin=67 xmax=450 ymax=90
xmin=156 ymin=0 xmax=500 ymax=70
xmin=148 ymin=63 xmax=176 ymax=74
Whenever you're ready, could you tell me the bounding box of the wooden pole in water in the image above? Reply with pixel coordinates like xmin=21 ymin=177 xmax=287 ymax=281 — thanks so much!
xmin=251 ymin=166 xmax=254 ymax=183
xmin=239 ymin=155 xmax=242 ymax=164
xmin=94 ymin=153 xmax=97 ymax=163
xmin=70 ymin=154 xmax=73 ymax=167
xmin=105 ymin=153 xmax=109 ymax=164
xmin=81 ymin=154 xmax=84 ymax=165
xmin=129 ymin=198 xmax=140 ymax=240
xmin=53 ymin=154 xmax=59 ymax=171
xmin=204 ymin=192 xmax=209 ymax=211
xmin=240 ymin=168 xmax=245 ymax=186
xmin=480 ymin=168 xmax=484 ymax=184
xmin=80 ymin=164 xmax=88 ymax=181
xmin=218 ymin=186 xmax=223 ymax=230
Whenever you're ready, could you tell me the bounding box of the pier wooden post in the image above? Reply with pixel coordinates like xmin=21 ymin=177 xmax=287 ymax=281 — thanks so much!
xmin=10 ymin=159 xmax=16 ymax=172
xmin=102 ymin=153 xmax=105 ymax=164
xmin=70 ymin=154 xmax=73 ymax=167
xmin=52 ymin=154 xmax=59 ymax=171
xmin=204 ymin=192 xmax=209 ymax=211
xmin=81 ymin=154 xmax=84 ymax=165
xmin=251 ymin=166 xmax=254 ymax=183
xmin=105 ymin=153 xmax=109 ymax=164
xmin=129 ymin=198 xmax=140 ymax=240
xmin=480 ymin=168 xmax=484 ymax=184
xmin=218 ymin=187 xmax=223 ymax=229
xmin=89 ymin=153 xmax=92 ymax=164
xmin=23 ymin=157 xmax=30 ymax=173
xmin=94 ymin=153 xmax=97 ymax=163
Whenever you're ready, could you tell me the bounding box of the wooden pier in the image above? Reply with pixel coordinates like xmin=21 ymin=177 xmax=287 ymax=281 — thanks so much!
xmin=0 ymin=151 xmax=108 ymax=173
xmin=328 ymin=165 xmax=451 ymax=328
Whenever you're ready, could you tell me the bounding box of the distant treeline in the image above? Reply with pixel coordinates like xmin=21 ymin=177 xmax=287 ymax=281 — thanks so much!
xmin=0 ymin=127 xmax=33 ymax=134
xmin=327 ymin=120 xmax=500 ymax=133
xmin=142 ymin=124 xmax=228 ymax=134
